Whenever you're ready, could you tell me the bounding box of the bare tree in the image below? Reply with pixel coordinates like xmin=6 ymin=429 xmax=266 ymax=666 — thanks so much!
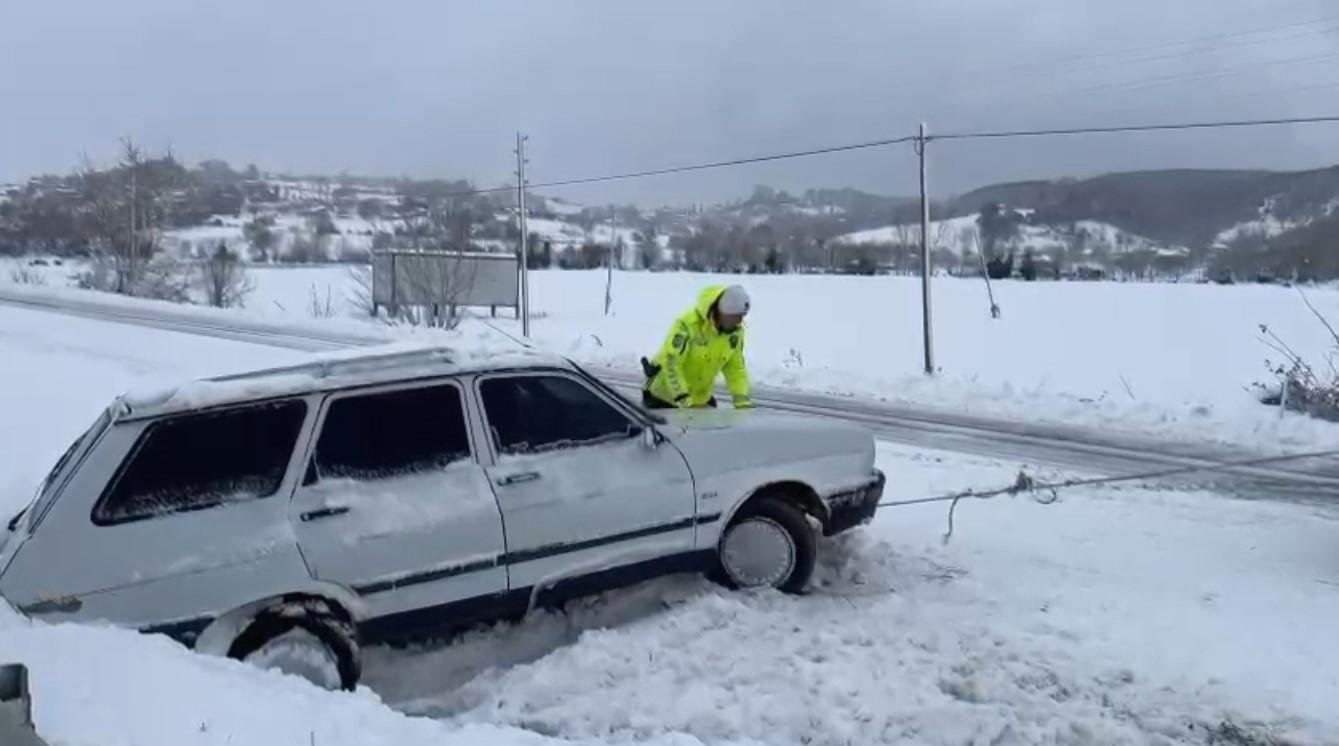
xmin=77 ymin=138 xmax=188 ymax=297
xmin=197 ymin=243 xmax=255 ymax=308
xmin=391 ymin=252 xmax=479 ymax=330
xmin=287 ymin=227 xmax=323 ymax=263
xmin=346 ymin=263 xmax=376 ymax=317
xmin=243 ymin=217 xmax=276 ymax=261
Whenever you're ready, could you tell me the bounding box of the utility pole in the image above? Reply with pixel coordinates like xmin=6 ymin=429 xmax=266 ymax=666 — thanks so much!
xmin=917 ymin=122 xmax=935 ymax=375
xmin=128 ymin=157 xmax=137 ymax=294
xmin=514 ymin=132 xmax=531 ymax=337
xmin=605 ymin=206 xmax=616 ymax=316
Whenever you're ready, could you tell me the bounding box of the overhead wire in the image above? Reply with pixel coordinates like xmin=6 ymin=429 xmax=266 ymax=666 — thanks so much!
xmin=418 ymin=135 xmax=919 ymax=199
xmin=918 ymin=11 xmax=1339 ymax=122
xmin=414 ymin=115 xmax=1339 ymax=200
xmin=990 ymin=11 xmax=1339 ymax=76
xmin=929 ymin=114 xmax=1339 ymax=141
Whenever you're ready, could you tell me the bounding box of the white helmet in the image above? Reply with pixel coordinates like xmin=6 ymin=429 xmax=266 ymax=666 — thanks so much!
xmin=717 ymin=285 xmax=751 ymax=316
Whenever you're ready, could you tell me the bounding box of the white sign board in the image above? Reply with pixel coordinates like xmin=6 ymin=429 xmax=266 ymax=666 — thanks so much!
xmin=372 ymin=250 xmax=519 ymax=309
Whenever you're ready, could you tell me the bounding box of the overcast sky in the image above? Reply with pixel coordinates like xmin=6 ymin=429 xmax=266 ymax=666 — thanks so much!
xmin=3 ymin=0 xmax=1338 ymax=204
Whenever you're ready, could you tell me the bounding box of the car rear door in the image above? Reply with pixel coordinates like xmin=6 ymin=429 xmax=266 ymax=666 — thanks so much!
xmin=290 ymin=380 xmax=508 ymax=621
xmin=474 ymin=371 xmax=697 ymax=591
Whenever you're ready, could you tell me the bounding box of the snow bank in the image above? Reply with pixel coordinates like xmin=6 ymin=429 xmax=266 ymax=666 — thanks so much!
xmin=0 ymin=602 xmax=716 ymax=746
xmin=0 ymin=303 xmax=305 ymax=518
xmin=406 ymin=444 xmax=1339 ymax=745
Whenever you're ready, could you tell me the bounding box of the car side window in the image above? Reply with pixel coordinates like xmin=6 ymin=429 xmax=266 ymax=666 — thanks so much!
xmin=313 ymin=384 xmax=470 ymax=482
xmin=480 ymin=375 xmax=639 ymax=455
xmin=93 ymin=400 xmax=307 ymax=525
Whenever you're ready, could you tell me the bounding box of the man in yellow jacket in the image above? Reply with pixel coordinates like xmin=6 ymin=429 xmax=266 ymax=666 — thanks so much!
xmin=642 ymin=284 xmax=753 ymax=409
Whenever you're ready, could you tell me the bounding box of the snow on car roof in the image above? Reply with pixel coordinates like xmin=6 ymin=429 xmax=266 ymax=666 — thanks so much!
xmin=116 ymin=343 xmax=568 ymax=420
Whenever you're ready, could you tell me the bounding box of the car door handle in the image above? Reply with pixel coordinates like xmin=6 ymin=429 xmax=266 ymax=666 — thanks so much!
xmin=300 ymin=506 xmax=351 ymax=522
xmin=497 ymin=471 xmax=542 ymax=486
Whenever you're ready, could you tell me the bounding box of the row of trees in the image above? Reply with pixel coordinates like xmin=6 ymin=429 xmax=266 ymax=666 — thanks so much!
xmin=0 ymin=140 xmax=256 ymax=306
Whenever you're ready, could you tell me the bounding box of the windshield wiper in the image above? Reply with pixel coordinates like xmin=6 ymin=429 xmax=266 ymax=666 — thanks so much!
xmin=7 ymin=508 xmax=25 ymax=532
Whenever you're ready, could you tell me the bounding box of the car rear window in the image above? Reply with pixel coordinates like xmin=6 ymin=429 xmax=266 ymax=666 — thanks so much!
xmin=28 ymin=407 xmax=113 ymax=532
xmin=92 ymin=400 xmax=307 ymax=525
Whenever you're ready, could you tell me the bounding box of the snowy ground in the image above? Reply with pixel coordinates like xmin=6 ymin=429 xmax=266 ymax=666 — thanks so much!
xmin=2 ymin=305 xmax=1339 ymax=744
xmin=364 ymin=443 xmax=1339 ymax=745
xmin=14 ymin=260 xmax=1339 ymax=452
xmin=235 ymin=265 xmax=1339 ymax=451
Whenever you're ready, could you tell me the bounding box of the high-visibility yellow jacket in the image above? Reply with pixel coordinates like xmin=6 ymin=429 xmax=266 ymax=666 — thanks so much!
xmin=646 ymin=285 xmax=753 ymax=408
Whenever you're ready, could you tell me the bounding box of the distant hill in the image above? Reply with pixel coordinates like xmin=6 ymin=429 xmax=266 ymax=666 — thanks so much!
xmin=950 ymin=167 xmax=1339 ymax=247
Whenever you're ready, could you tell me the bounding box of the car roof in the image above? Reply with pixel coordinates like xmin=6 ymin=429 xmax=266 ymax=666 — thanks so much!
xmin=114 ymin=344 xmax=572 ymax=421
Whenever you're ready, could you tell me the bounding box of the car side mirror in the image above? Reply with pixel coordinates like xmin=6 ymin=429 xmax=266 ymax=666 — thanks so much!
xmin=641 ymin=427 xmax=660 ymax=450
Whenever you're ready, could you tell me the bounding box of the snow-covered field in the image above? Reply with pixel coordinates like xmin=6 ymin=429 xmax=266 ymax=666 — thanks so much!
xmin=2 ymin=303 xmax=1339 ymax=744
xmin=238 ymin=265 xmax=1339 ymax=450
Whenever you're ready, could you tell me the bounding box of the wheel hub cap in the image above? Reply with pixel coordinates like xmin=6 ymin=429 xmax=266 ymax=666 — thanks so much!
xmin=721 ymin=516 xmax=796 ymax=588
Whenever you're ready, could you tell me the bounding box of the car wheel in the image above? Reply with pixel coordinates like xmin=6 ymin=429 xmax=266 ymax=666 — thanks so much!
xmin=717 ymin=497 xmax=817 ymax=594
xmin=228 ymin=605 xmax=360 ymax=691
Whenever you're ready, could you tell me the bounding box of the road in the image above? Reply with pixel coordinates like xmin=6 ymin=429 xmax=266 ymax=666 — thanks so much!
xmin=4 ymin=286 xmax=1338 ymax=504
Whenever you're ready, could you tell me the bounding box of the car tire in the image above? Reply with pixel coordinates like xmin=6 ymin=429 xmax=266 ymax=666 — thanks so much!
xmin=715 ymin=496 xmax=817 ymax=594
xmin=227 ymin=604 xmax=361 ymax=691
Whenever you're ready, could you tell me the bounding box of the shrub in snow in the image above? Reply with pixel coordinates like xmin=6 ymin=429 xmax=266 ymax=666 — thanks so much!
xmin=6 ymin=261 xmax=47 ymax=286
xmin=308 ymin=283 xmax=336 ymax=318
xmin=77 ymin=255 xmax=192 ymax=303
xmin=195 ymin=244 xmax=255 ymax=308
xmin=1259 ymin=294 xmax=1339 ymax=422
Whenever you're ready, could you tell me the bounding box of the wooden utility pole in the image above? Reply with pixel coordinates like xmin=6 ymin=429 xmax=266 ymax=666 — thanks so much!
xmin=917 ymin=122 xmax=935 ymax=375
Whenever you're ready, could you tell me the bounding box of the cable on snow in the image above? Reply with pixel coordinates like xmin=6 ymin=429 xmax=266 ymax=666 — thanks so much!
xmin=878 ymin=448 xmax=1339 ymax=544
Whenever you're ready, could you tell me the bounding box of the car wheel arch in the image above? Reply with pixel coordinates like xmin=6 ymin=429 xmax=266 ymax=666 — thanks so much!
xmin=193 ymin=586 xmax=362 ymax=657
xmin=722 ymin=480 xmax=827 ymax=534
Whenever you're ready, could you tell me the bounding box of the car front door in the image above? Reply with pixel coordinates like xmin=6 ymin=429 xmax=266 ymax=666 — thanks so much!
xmin=290 ymin=381 xmax=508 ymax=622
xmin=475 ymin=371 xmax=697 ymax=592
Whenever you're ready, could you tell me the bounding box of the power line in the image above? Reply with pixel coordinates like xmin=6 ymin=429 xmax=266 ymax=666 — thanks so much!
xmin=529 ymin=135 xmax=919 ymax=190
xmin=428 ymin=135 xmax=919 ymax=199
xmin=920 ymin=13 xmax=1339 ymax=121
xmin=930 ymin=114 xmax=1339 ymax=141
xmin=1075 ymin=22 xmax=1339 ymax=71
xmin=929 ymin=49 xmax=1339 ymax=121
xmin=1032 ymin=50 xmax=1339 ymax=100
xmin=988 ymin=11 xmax=1339 ymax=76
xmin=1039 ymin=79 xmax=1339 ymax=127
xmin=416 ymin=115 xmax=1339 ymax=201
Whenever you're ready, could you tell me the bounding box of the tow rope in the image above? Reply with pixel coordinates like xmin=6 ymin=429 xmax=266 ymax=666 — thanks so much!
xmin=878 ymin=448 xmax=1339 ymax=544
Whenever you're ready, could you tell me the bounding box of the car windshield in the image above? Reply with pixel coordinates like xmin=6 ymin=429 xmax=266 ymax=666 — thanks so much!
xmin=25 ymin=407 xmax=113 ymax=533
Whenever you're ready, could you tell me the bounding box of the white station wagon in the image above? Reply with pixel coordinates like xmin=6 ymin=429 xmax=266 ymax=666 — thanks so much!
xmin=0 ymin=347 xmax=883 ymax=689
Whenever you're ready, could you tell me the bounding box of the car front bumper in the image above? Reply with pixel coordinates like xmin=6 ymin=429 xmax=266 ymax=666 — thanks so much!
xmin=823 ymin=469 xmax=885 ymax=535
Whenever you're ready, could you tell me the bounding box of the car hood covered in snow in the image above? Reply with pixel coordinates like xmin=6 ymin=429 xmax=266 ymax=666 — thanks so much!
xmin=658 ymin=408 xmax=875 ymax=480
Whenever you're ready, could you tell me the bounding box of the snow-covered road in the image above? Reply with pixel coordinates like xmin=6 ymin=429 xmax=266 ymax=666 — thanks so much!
xmin=3 ymin=298 xmax=1339 ymax=744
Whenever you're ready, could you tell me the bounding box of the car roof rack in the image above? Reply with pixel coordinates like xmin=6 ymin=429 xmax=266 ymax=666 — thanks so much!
xmin=208 ymin=346 xmax=456 ymax=384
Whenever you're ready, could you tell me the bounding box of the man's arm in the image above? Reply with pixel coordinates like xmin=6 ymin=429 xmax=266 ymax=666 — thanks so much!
xmin=656 ymin=319 xmax=693 ymax=406
xmin=723 ymin=335 xmax=753 ymax=408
